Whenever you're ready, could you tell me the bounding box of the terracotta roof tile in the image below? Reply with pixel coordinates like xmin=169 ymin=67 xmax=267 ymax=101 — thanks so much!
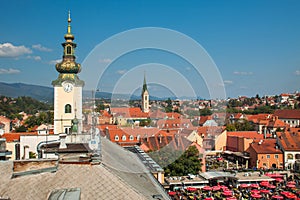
xmin=250 ymin=139 xmax=282 ymax=154
xmin=274 ymin=109 xmax=300 ymax=119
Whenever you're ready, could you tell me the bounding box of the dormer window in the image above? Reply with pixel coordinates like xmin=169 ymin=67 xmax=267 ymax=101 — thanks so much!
xmin=122 ymin=135 xmax=126 ymax=141
xmin=129 ymin=135 xmax=134 ymax=141
xmin=114 ymin=135 xmax=119 ymax=141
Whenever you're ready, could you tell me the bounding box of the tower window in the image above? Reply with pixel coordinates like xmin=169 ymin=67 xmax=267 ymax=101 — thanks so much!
xmin=65 ymin=104 xmax=72 ymax=113
xmin=66 ymin=46 xmax=72 ymax=55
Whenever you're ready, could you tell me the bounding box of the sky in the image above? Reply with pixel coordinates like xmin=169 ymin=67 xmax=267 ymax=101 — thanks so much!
xmin=0 ymin=0 xmax=300 ymax=99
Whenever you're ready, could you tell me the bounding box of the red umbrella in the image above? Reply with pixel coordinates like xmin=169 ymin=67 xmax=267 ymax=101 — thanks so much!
xmin=204 ymin=198 xmax=214 ymax=200
xmin=285 ymin=193 xmax=297 ymax=199
xmin=260 ymin=181 xmax=269 ymax=187
xmin=240 ymin=184 xmax=249 ymax=188
xmin=221 ymin=185 xmax=228 ymax=190
xmin=272 ymin=195 xmax=284 ymax=199
xmin=223 ymin=191 xmax=233 ymax=196
xmin=212 ymin=186 xmax=221 ymax=191
xmin=287 ymin=184 xmax=296 ymax=188
xmin=260 ymin=189 xmax=270 ymax=194
xmin=251 ymin=189 xmax=260 ymax=194
xmin=275 ymin=178 xmax=284 ymax=182
xmin=251 ymin=193 xmax=262 ymax=199
xmin=202 ymin=186 xmax=212 ymax=191
xmin=250 ymin=183 xmax=259 ymax=188
xmin=288 ymin=181 xmax=296 ymax=184
xmin=187 ymin=187 xmax=197 ymax=192
xmin=267 ymin=184 xmax=276 ymax=189
xmin=226 ymin=197 xmax=237 ymax=200
xmin=168 ymin=191 xmax=176 ymax=196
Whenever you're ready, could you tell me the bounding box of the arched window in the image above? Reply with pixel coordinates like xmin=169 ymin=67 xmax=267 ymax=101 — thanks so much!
xmin=65 ymin=104 xmax=72 ymax=113
xmin=287 ymin=154 xmax=293 ymax=160
xmin=114 ymin=135 xmax=119 ymax=141
xmin=129 ymin=135 xmax=134 ymax=141
xmin=295 ymin=154 xmax=300 ymax=160
xmin=122 ymin=135 xmax=127 ymax=141
xmin=66 ymin=46 xmax=71 ymax=55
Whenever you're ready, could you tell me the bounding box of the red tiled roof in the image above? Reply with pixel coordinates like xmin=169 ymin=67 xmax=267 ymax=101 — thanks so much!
xmin=250 ymin=139 xmax=282 ymax=154
xmin=111 ymin=107 xmax=149 ymax=118
xmin=1 ymin=132 xmax=38 ymax=142
xmin=0 ymin=116 xmax=10 ymax=123
xmin=277 ymin=128 xmax=300 ymax=151
xmin=274 ymin=109 xmax=300 ymax=119
xmin=227 ymin=131 xmax=265 ymax=139
xmin=157 ymin=118 xmax=193 ymax=129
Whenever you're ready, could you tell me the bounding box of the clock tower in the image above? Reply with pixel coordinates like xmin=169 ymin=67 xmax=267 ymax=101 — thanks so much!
xmin=52 ymin=12 xmax=84 ymax=135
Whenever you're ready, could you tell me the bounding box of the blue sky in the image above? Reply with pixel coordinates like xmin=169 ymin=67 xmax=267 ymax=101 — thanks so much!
xmin=0 ymin=0 xmax=300 ymax=99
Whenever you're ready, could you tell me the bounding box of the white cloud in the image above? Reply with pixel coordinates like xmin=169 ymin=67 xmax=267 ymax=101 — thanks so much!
xmin=0 ymin=68 xmax=21 ymax=74
xmin=295 ymin=70 xmax=300 ymax=75
xmin=26 ymin=55 xmax=41 ymax=61
xmin=0 ymin=43 xmax=32 ymax=57
xmin=233 ymin=71 xmax=253 ymax=75
xmin=116 ymin=70 xmax=127 ymax=75
xmin=224 ymin=80 xmax=233 ymax=85
xmin=49 ymin=59 xmax=62 ymax=65
xmin=99 ymin=58 xmax=112 ymax=63
xmin=32 ymin=44 xmax=52 ymax=52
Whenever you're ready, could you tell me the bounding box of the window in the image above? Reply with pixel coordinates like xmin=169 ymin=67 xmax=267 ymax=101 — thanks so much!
xmin=114 ymin=135 xmax=119 ymax=141
xmin=275 ymin=154 xmax=279 ymax=159
xmin=137 ymin=135 xmax=140 ymax=140
xmin=129 ymin=135 xmax=134 ymax=141
xmin=65 ymin=104 xmax=72 ymax=113
xmin=122 ymin=135 xmax=126 ymax=141
xmin=267 ymin=155 xmax=270 ymax=159
xmin=287 ymin=154 xmax=293 ymax=160
xmin=66 ymin=46 xmax=71 ymax=54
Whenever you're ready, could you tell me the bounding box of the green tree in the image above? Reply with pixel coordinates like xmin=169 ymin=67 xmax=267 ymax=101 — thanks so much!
xmin=164 ymin=146 xmax=201 ymax=176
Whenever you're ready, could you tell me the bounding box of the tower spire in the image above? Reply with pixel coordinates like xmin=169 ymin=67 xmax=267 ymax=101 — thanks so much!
xmin=67 ymin=10 xmax=72 ymax=34
xmin=142 ymin=71 xmax=148 ymax=93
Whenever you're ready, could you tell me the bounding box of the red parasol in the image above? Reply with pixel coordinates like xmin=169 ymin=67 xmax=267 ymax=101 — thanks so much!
xmin=204 ymin=198 xmax=214 ymax=200
xmin=250 ymin=183 xmax=260 ymax=188
xmin=251 ymin=193 xmax=262 ymax=199
xmin=212 ymin=186 xmax=221 ymax=191
xmin=275 ymin=178 xmax=284 ymax=182
xmin=223 ymin=191 xmax=233 ymax=196
xmin=267 ymin=184 xmax=276 ymax=189
xmin=240 ymin=184 xmax=249 ymax=188
xmin=187 ymin=187 xmax=197 ymax=192
xmin=260 ymin=189 xmax=270 ymax=194
xmin=202 ymin=186 xmax=212 ymax=191
xmin=260 ymin=181 xmax=269 ymax=187
xmin=251 ymin=189 xmax=260 ymax=194
xmin=168 ymin=191 xmax=176 ymax=196
xmin=287 ymin=181 xmax=296 ymax=185
xmin=272 ymin=195 xmax=284 ymax=199
xmin=226 ymin=197 xmax=237 ymax=200
xmin=287 ymin=184 xmax=296 ymax=188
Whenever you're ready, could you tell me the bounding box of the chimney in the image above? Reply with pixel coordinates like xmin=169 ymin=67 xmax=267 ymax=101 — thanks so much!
xmin=59 ymin=133 xmax=67 ymax=149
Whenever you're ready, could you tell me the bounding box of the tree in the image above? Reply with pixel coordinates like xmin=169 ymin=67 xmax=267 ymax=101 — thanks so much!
xmin=164 ymin=146 xmax=202 ymax=176
xmin=199 ymin=108 xmax=212 ymax=116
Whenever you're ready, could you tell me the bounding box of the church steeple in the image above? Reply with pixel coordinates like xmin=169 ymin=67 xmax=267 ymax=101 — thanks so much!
xmin=53 ymin=11 xmax=82 ymax=83
xmin=141 ymin=72 xmax=149 ymax=113
xmin=142 ymin=72 xmax=148 ymax=94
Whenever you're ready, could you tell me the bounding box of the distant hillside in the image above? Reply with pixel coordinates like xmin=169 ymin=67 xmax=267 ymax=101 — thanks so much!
xmin=0 ymin=82 xmax=197 ymax=102
xmin=0 ymin=82 xmax=53 ymax=102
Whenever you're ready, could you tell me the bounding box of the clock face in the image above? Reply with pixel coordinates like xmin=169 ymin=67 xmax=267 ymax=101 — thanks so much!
xmin=62 ymin=82 xmax=74 ymax=93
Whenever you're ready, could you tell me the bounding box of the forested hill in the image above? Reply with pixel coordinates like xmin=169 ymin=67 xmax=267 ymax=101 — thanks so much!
xmin=0 ymin=82 xmax=53 ymax=102
xmin=0 ymin=96 xmax=53 ymax=119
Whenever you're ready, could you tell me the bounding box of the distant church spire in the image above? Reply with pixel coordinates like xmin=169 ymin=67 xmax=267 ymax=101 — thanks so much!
xmin=142 ymin=72 xmax=148 ymax=94
xmin=141 ymin=72 xmax=149 ymax=113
